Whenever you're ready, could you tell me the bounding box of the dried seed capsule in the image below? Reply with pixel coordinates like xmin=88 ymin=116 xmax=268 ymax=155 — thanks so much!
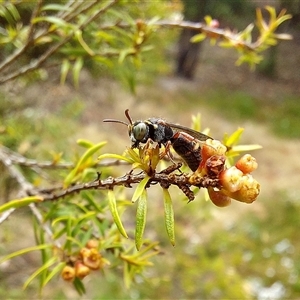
xmin=204 ymin=155 xmax=225 ymax=177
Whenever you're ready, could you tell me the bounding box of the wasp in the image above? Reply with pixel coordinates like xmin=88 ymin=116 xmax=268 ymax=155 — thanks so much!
xmin=103 ymin=109 xmax=213 ymax=172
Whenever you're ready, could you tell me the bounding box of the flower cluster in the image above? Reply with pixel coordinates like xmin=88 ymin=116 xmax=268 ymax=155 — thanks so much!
xmin=61 ymin=239 xmax=108 ymax=282
xmin=193 ymin=139 xmax=260 ymax=207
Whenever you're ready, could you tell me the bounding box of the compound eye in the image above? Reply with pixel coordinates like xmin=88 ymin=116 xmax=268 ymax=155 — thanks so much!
xmin=133 ymin=123 xmax=147 ymax=141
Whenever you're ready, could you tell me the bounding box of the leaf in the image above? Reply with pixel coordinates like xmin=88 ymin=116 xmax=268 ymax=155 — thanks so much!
xmin=135 ymin=189 xmax=147 ymax=250
xmin=230 ymin=144 xmax=263 ymax=152
xmin=82 ymin=192 xmax=102 ymax=212
xmin=224 ymin=128 xmax=244 ymax=147
xmin=163 ymin=189 xmax=175 ymax=246
xmin=32 ymin=16 xmax=69 ymax=28
xmin=64 ymin=141 xmax=107 ymax=187
xmin=191 ymin=113 xmax=202 ymax=132
xmin=94 ymin=30 xmax=115 ymax=42
xmin=119 ymin=48 xmax=136 ymax=64
xmin=73 ymin=57 xmax=84 ymax=88
xmin=51 ymin=215 xmax=73 ymax=227
xmin=123 ymin=261 xmax=131 ymax=289
xmin=190 ymin=33 xmax=206 ymax=43
xmin=108 ymin=9 xmax=136 ymax=27
xmin=0 ymin=244 xmax=52 ymax=264
xmin=60 ymin=59 xmax=70 ymax=85
xmin=131 ymin=176 xmax=150 ymax=203
xmin=0 ymin=196 xmax=43 ymax=214
xmin=98 ymin=153 xmax=134 ymax=164
xmin=73 ymin=277 xmax=86 ymax=295
xmin=75 ymin=29 xmax=95 ymax=56
xmin=3 ymin=3 xmax=20 ymax=23
xmin=42 ymin=262 xmax=66 ymax=287
xmin=107 ymin=190 xmax=128 ymax=238
xmin=77 ymin=139 xmax=95 ymax=148
xmin=23 ymin=257 xmax=58 ymax=290
xmin=41 ymin=4 xmax=71 ymax=12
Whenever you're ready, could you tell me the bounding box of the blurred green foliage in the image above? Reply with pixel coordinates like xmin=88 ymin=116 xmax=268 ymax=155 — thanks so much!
xmin=0 ymin=0 xmax=177 ymax=91
xmin=180 ymin=87 xmax=300 ymax=139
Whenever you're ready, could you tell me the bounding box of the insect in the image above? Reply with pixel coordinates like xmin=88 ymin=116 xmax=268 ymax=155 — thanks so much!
xmin=103 ymin=109 xmax=213 ymax=172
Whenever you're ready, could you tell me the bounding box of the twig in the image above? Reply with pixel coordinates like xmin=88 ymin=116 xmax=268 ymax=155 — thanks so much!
xmin=0 ymin=148 xmax=61 ymax=246
xmin=0 ymin=0 xmax=44 ymax=73
xmin=33 ymin=168 xmax=219 ymax=202
xmin=0 ymin=145 xmax=129 ymax=169
xmin=26 ymin=0 xmax=44 ymax=43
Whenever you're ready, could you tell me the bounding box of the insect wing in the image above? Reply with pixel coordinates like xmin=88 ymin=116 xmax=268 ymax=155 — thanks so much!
xmin=167 ymin=122 xmax=212 ymax=142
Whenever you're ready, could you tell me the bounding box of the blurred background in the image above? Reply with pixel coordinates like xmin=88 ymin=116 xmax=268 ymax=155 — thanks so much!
xmin=0 ymin=0 xmax=300 ymax=299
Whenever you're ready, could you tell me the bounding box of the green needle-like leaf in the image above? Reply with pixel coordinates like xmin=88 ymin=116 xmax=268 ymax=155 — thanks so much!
xmin=107 ymin=190 xmax=128 ymax=238
xmin=224 ymin=128 xmax=244 ymax=147
xmin=0 ymin=196 xmax=43 ymax=213
xmin=190 ymin=33 xmax=206 ymax=43
xmin=42 ymin=262 xmax=66 ymax=287
xmin=0 ymin=244 xmax=52 ymax=264
xmin=98 ymin=153 xmax=134 ymax=164
xmin=131 ymin=176 xmax=150 ymax=203
xmin=163 ymin=188 xmax=175 ymax=246
xmin=23 ymin=257 xmax=58 ymax=290
xmin=77 ymin=139 xmax=95 ymax=148
xmin=135 ymin=189 xmax=148 ymax=250
xmin=60 ymin=59 xmax=70 ymax=85
xmin=73 ymin=57 xmax=84 ymax=88
xmin=64 ymin=141 xmax=107 ymax=187
xmin=73 ymin=277 xmax=86 ymax=296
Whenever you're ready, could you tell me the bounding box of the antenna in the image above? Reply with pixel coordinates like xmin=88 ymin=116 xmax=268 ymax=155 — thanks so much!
xmin=124 ymin=109 xmax=133 ymax=125
xmin=103 ymin=109 xmax=133 ymax=126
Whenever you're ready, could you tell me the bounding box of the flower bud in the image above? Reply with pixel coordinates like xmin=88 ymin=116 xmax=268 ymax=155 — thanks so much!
xmin=210 ymin=19 xmax=220 ymax=28
xmin=61 ymin=265 xmax=75 ymax=282
xmin=201 ymin=139 xmax=227 ymax=163
xmin=208 ymin=187 xmax=231 ymax=207
xmin=75 ymin=262 xmax=90 ymax=279
xmin=86 ymin=239 xmax=99 ymax=249
xmin=82 ymin=248 xmax=102 ymax=270
xmin=235 ymin=154 xmax=258 ymax=174
xmin=227 ymin=174 xmax=260 ymax=203
xmin=219 ymin=166 xmax=244 ymax=192
xmin=79 ymin=247 xmax=90 ymax=259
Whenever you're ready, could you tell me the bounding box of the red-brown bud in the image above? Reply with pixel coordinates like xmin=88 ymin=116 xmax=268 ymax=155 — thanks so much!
xmin=208 ymin=187 xmax=231 ymax=207
xmin=201 ymin=139 xmax=227 ymax=163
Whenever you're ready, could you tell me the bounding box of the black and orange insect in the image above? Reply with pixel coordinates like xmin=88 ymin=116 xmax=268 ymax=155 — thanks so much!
xmin=103 ymin=109 xmax=213 ymax=171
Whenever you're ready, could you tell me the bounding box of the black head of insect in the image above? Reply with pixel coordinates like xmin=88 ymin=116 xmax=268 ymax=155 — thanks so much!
xmin=103 ymin=109 xmax=170 ymax=148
